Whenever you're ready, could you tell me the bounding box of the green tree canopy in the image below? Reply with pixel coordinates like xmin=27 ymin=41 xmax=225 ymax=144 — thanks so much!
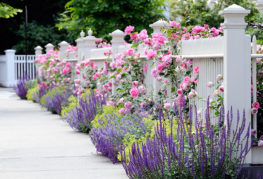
xmin=170 ymin=0 xmax=262 ymax=43
xmin=57 ymin=0 xmax=165 ymax=39
xmin=0 ymin=2 xmax=22 ymax=18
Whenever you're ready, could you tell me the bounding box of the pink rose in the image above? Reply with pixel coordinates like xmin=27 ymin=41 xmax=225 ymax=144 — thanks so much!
xmin=164 ymin=103 xmax=171 ymax=110
xmin=124 ymin=25 xmax=134 ymax=34
xmin=169 ymin=21 xmax=181 ymax=28
xmin=125 ymin=102 xmax=132 ymax=109
xmin=219 ymin=86 xmax=224 ymax=92
xmin=177 ymin=89 xmax=183 ymax=95
xmin=62 ymin=67 xmax=70 ymax=75
xmin=119 ymin=108 xmax=126 ymax=115
xmin=252 ymin=102 xmax=260 ymax=109
xmin=146 ymin=49 xmax=157 ymax=60
xmin=76 ymin=70 xmax=80 ymax=75
xmin=151 ymin=69 xmax=158 ymax=78
xmin=193 ymin=66 xmax=199 ymax=74
xmin=130 ymin=88 xmax=139 ymax=98
xmin=127 ymin=49 xmax=134 ymax=56
xmin=132 ymin=81 xmax=138 ymax=87
xmin=138 ymin=85 xmax=146 ymax=94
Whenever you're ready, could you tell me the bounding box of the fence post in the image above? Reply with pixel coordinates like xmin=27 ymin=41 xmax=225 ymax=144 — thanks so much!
xmin=149 ymin=20 xmax=169 ymax=98
xmin=220 ymin=4 xmax=252 ymax=163
xmin=76 ymin=30 xmax=85 ymax=60
xmin=34 ymin=46 xmax=42 ymax=57
xmin=83 ymin=29 xmax=96 ymax=59
xmin=45 ymin=43 xmax=54 ymax=53
xmin=5 ymin=49 xmax=16 ymax=87
xmin=257 ymin=0 xmax=263 ymax=13
xmin=58 ymin=41 xmax=69 ymax=60
xmin=110 ymin=29 xmax=125 ymax=94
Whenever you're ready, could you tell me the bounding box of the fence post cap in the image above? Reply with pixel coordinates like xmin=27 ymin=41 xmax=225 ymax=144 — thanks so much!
xmin=219 ymin=4 xmax=250 ymax=15
xmin=149 ymin=19 xmax=169 ymax=28
xmin=45 ymin=43 xmax=54 ymax=48
xmin=59 ymin=41 xmax=69 ymax=46
xmin=109 ymin=29 xmax=124 ymax=36
xmin=4 ymin=49 xmax=16 ymax=53
xmin=88 ymin=28 xmax=93 ymax=36
xmin=219 ymin=4 xmax=250 ymax=29
xmin=34 ymin=46 xmax=42 ymax=50
xmin=80 ymin=30 xmax=85 ymax=38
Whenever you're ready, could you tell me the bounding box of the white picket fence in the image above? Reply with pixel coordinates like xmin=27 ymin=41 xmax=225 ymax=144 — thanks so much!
xmin=15 ymin=55 xmax=36 ymax=80
xmin=0 ymin=51 xmax=35 ymax=87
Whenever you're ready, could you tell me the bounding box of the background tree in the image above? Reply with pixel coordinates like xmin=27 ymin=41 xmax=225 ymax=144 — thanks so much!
xmin=170 ymin=0 xmax=263 ymax=43
xmin=0 ymin=0 xmax=69 ymax=54
xmin=0 ymin=2 xmax=22 ymax=18
xmin=57 ymin=0 xmax=165 ymax=40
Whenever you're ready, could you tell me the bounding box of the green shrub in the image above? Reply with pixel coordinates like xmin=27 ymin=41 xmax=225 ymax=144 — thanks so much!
xmin=26 ymin=86 xmax=38 ymax=101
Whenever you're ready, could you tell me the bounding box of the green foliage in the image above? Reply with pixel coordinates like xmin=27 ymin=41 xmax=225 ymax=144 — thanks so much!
xmin=170 ymin=0 xmax=262 ymax=40
xmin=61 ymin=89 xmax=92 ymax=117
xmin=26 ymin=86 xmax=38 ymax=101
xmin=13 ymin=21 xmax=73 ymax=54
xmin=61 ymin=95 xmax=78 ymax=117
xmin=0 ymin=2 xmax=22 ymax=18
xmin=57 ymin=0 xmax=165 ymax=39
xmin=91 ymin=105 xmax=120 ymax=129
xmin=40 ymin=87 xmax=63 ymax=106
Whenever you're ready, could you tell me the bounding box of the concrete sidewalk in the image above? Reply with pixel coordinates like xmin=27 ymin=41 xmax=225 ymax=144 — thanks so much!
xmin=0 ymin=88 xmax=127 ymax=179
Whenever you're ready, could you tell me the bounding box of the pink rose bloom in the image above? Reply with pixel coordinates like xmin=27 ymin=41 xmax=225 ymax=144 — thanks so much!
xmin=124 ymin=25 xmax=134 ymax=34
xmin=204 ymin=24 xmax=209 ymax=29
xmin=194 ymin=66 xmax=199 ymax=74
xmin=66 ymin=62 xmax=71 ymax=68
xmin=252 ymin=102 xmax=260 ymax=109
xmin=51 ymin=67 xmax=58 ymax=73
xmin=151 ymin=69 xmax=158 ymax=78
xmin=119 ymin=108 xmax=126 ymax=115
xmin=138 ymin=29 xmax=148 ymax=40
xmin=169 ymin=21 xmax=181 ymax=28
xmin=146 ymin=50 xmax=157 ymax=60
xmin=192 ymin=25 xmax=205 ymax=34
xmin=125 ymin=102 xmax=132 ymax=109
xmin=207 ymin=82 xmax=213 ymax=88
xmin=127 ymin=49 xmax=134 ymax=56
xmin=177 ymin=89 xmax=183 ymax=95
xmin=219 ymin=86 xmax=224 ymax=92
xmin=163 ymin=79 xmax=168 ymax=84
xmin=74 ymin=79 xmax=81 ymax=84
xmin=162 ymin=55 xmax=171 ymax=63
xmin=41 ymin=81 xmax=46 ymax=87
xmin=130 ymin=33 xmax=138 ymax=41
xmin=138 ymin=85 xmax=146 ymax=94
xmin=132 ymin=81 xmax=138 ymax=87
xmin=96 ymin=38 xmax=102 ymax=43
xmin=86 ymin=80 xmax=90 ymax=85
xmin=157 ymin=62 xmax=164 ymax=72
xmin=76 ymin=70 xmax=80 ymax=75
xmin=164 ymin=103 xmax=171 ymax=110
xmin=152 ymin=33 xmax=166 ymax=45
xmin=130 ymin=87 xmax=139 ymax=98
xmin=183 ymin=76 xmax=190 ymax=84
xmin=62 ymin=67 xmax=70 ymax=74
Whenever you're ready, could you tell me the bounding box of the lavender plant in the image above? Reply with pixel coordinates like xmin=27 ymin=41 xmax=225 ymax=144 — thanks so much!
xmin=121 ymin=101 xmax=251 ymax=179
xmin=40 ymin=88 xmax=71 ymax=114
xmin=90 ymin=111 xmax=153 ymax=163
xmin=65 ymin=92 xmax=106 ymax=133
